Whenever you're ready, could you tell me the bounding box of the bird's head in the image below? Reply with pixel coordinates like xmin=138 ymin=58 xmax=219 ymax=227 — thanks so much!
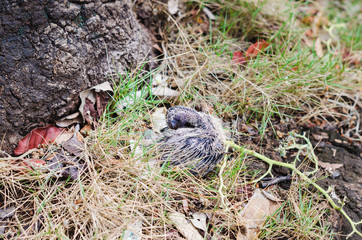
xmin=169 ymin=114 xmax=187 ymax=129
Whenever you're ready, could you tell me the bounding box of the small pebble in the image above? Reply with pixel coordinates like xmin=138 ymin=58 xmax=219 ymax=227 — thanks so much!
xmin=331 ymin=171 xmax=341 ymax=179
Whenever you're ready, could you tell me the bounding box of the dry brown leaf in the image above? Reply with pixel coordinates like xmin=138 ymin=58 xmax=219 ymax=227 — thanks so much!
xmin=261 ymin=190 xmax=283 ymax=202
xmin=79 ymin=82 xmax=113 ymax=122
xmin=303 ymin=36 xmax=314 ymax=48
xmin=152 ymin=86 xmax=180 ymax=99
xmin=150 ymin=107 xmax=167 ymax=133
xmin=54 ymin=130 xmax=74 ymax=145
xmin=171 ymin=78 xmax=187 ymax=88
xmin=318 ymin=161 xmax=344 ymax=172
xmin=190 ymin=212 xmax=207 ymax=232
xmin=276 ymin=130 xmax=285 ymax=138
xmin=56 ymin=112 xmax=83 ymax=128
xmin=169 ymin=212 xmax=204 ymax=240
xmin=0 ymin=206 xmax=16 ymax=220
xmin=237 ymin=189 xmax=281 ymax=240
xmin=153 ymin=74 xmax=168 ymax=87
xmin=80 ymin=124 xmax=92 ymax=135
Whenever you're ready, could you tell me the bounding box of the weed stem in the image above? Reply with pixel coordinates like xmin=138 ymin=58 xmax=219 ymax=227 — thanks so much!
xmin=225 ymin=132 xmax=362 ymax=239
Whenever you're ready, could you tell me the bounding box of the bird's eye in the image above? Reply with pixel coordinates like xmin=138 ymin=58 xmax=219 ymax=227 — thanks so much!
xmin=169 ymin=115 xmax=186 ymax=129
xmin=169 ymin=119 xmax=179 ymax=129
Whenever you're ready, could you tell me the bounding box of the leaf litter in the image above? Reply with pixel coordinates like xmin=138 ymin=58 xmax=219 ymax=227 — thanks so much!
xmin=1 ymin=1 xmax=361 ymax=239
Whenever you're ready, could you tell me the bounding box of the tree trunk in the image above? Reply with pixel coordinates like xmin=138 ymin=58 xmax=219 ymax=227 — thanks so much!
xmin=0 ymin=0 xmax=153 ymax=153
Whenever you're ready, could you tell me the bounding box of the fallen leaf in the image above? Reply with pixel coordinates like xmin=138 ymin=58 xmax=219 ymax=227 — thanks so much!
xmin=80 ymin=124 xmax=92 ymax=134
xmin=171 ymin=78 xmax=187 ymax=88
xmin=47 ymin=149 xmax=85 ymax=180
xmin=237 ymin=189 xmax=281 ymax=240
xmin=47 ymin=125 xmax=85 ymax=179
xmin=318 ymin=161 xmax=343 ymax=172
xmin=83 ymin=98 xmax=98 ymax=126
xmin=130 ymin=140 xmax=143 ymax=159
xmin=152 ymin=86 xmax=180 ymax=99
xmin=150 ymin=107 xmax=168 ymax=133
xmin=190 ymin=212 xmax=207 ymax=232
xmin=312 ymin=132 xmax=329 ymax=141
xmin=168 ymin=0 xmax=179 ymax=15
xmin=56 ymin=112 xmax=82 ymax=128
xmin=153 ymin=74 xmax=168 ymax=87
xmin=96 ymin=91 xmax=111 ymax=118
xmin=304 ymin=28 xmax=314 ymax=38
xmin=245 ymin=40 xmax=270 ymax=58
xmin=302 ymin=35 xmax=314 ymax=48
xmin=276 ymin=130 xmax=285 ymax=138
xmin=54 ymin=130 xmax=74 ymax=145
xmin=169 ymin=212 xmax=204 ymax=240
xmin=79 ymin=82 xmax=113 ymax=124
xmin=0 ymin=206 xmax=16 ymax=220
xmin=14 ymin=124 xmax=65 ymax=156
xmin=261 ymin=190 xmax=283 ymax=202
xmin=233 ymin=51 xmax=247 ymax=65
xmin=62 ymin=135 xmax=84 ymax=157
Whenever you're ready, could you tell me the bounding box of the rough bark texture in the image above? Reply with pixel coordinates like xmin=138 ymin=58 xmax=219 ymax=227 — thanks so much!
xmin=0 ymin=0 xmax=153 ymax=153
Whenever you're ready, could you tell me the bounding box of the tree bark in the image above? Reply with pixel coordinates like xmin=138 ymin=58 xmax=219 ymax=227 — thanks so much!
xmin=0 ymin=0 xmax=153 ymax=153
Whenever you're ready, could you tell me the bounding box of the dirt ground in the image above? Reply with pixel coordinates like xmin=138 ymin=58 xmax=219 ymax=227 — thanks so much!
xmin=312 ymin=127 xmax=361 ymax=240
xmin=233 ymin=102 xmax=362 ymax=240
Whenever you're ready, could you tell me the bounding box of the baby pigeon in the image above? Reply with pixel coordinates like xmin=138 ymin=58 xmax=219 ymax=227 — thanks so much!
xmin=158 ymin=106 xmax=225 ymax=177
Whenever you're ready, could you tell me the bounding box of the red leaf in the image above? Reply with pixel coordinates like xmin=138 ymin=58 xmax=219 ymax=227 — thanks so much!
xmin=14 ymin=124 xmax=64 ymax=156
xmin=245 ymin=40 xmax=270 ymax=57
xmin=232 ymin=51 xmax=247 ymax=65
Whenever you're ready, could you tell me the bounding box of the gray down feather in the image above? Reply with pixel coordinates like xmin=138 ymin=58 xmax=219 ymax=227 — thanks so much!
xmin=158 ymin=106 xmax=225 ymax=177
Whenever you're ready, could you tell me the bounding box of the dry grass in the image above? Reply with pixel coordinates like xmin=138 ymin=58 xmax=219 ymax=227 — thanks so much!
xmin=260 ymin=181 xmax=334 ymax=240
xmin=1 ymin=0 xmax=361 ymax=239
xmin=0 ymin=117 xmax=335 ymax=239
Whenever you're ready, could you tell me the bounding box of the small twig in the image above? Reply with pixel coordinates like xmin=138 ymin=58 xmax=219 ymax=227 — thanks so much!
xmin=225 ymin=132 xmax=362 ymax=239
xmin=0 ymin=149 xmax=38 ymax=161
xmin=0 ymin=150 xmax=11 ymax=158
xmin=259 ymin=175 xmax=292 ymax=188
xmin=218 ymin=146 xmax=230 ymax=211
